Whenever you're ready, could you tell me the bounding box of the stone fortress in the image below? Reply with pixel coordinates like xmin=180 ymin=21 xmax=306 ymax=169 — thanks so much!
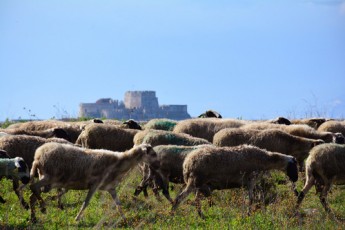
xmin=79 ymin=91 xmax=191 ymax=121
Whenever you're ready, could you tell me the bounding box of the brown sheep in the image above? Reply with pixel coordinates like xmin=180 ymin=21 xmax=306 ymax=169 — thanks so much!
xmin=296 ymin=143 xmax=345 ymax=219
xmin=76 ymin=123 xmax=140 ymax=152
xmin=213 ymin=128 xmax=324 ymax=170
xmin=318 ymin=120 xmax=345 ymax=139
xmin=0 ymin=135 xmax=71 ymax=170
xmin=172 ymin=145 xmax=298 ymax=218
xmin=173 ymin=118 xmax=249 ymax=142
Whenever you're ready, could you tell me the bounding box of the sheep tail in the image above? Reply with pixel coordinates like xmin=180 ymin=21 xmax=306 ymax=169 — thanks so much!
xmin=30 ymin=161 xmax=38 ymax=182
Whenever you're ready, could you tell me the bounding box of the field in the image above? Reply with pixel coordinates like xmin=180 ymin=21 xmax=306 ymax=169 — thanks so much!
xmin=1 ymin=168 xmax=345 ymax=229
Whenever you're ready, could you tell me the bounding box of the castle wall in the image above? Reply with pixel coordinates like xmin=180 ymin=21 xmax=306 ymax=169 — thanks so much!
xmin=79 ymin=91 xmax=191 ymax=121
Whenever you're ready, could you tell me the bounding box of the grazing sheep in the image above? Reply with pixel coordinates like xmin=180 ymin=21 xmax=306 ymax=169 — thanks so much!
xmin=291 ymin=118 xmax=327 ymax=129
xmin=0 ymin=151 xmax=30 ymax=209
xmin=0 ymin=127 xmax=71 ymax=142
xmin=4 ymin=120 xmax=83 ymax=143
xmin=241 ymin=123 xmax=341 ymax=144
xmin=29 ymin=143 xmax=159 ymax=222
xmin=134 ymin=129 xmax=211 ymax=147
xmin=198 ymin=110 xmax=222 ymax=118
xmin=318 ymin=120 xmax=345 ymax=138
xmin=296 ymin=143 xmax=345 ymax=218
xmin=172 ymin=145 xmax=298 ymax=217
xmin=173 ymin=118 xmax=249 ymax=142
xmin=76 ymin=124 xmax=140 ymax=152
xmin=134 ymin=145 xmax=211 ymax=202
xmin=144 ymin=119 xmax=178 ymax=131
xmin=213 ymin=128 xmax=324 ymax=170
xmin=0 ymin=135 xmax=71 ymax=170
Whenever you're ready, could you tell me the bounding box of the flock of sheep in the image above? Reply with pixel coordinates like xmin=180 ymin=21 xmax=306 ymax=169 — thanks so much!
xmin=1 ymin=111 xmax=345 ymax=223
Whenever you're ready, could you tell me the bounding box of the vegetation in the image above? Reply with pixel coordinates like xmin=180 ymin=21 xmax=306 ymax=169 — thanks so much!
xmin=1 ymin=169 xmax=344 ymax=229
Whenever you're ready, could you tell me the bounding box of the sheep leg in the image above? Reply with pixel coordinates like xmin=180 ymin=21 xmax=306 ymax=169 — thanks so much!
xmin=57 ymin=188 xmax=68 ymax=210
xmin=29 ymin=178 xmax=51 ymax=214
xmin=75 ymin=186 xmax=98 ymax=221
xmin=319 ymin=183 xmax=331 ymax=214
xmin=108 ymin=188 xmax=126 ymax=222
xmin=158 ymin=175 xmax=173 ymax=204
xmin=172 ymin=180 xmax=195 ymax=212
xmin=12 ymin=179 xmax=29 ymax=209
xmin=195 ymin=190 xmax=205 ymax=219
xmin=29 ymin=178 xmax=51 ymax=223
xmin=247 ymin=177 xmax=256 ymax=215
xmin=134 ymin=175 xmax=151 ymax=197
xmin=296 ymin=174 xmax=315 ymax=209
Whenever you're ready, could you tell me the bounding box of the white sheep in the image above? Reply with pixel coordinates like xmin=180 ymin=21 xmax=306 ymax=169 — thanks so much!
xmin=0 ymin=151 xmax=30 ymax=209
xmin=172 ymin=145 xmax=298 ymax=218
xmin=29 ymin=142 xmax=159 ymax=222
xmin=296 ymin=143 xmax=345 ymax=218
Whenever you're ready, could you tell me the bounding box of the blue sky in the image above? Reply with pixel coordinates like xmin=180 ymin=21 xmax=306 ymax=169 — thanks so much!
xmin=1 ymin=0 xmax=345 ymax=121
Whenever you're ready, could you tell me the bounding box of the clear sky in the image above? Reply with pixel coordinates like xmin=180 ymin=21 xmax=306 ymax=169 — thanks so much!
xmin=1 ymin=0 xmax=345 ymax=121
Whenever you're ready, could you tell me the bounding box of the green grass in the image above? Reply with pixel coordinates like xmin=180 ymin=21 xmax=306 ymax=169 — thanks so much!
xmin=1 ymin=169 xmax=345 ymax=229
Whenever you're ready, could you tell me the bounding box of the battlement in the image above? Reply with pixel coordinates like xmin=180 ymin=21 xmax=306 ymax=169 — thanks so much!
xmin=79 ymin=91 xmax=191 ymax=121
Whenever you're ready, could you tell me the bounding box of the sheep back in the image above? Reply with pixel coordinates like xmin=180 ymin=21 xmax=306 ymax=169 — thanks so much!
xmin=144 ymin=119 xmax=178 ymax=131
xmin=138 ymin=129 xmax=211 ymax=147
xmin=306 ymin=143 xmax=345 ymax=184
xmin=76 ymin=124 xmax=139 ymax=151
xmin=173 ymin=118 xmax=248 ymax=142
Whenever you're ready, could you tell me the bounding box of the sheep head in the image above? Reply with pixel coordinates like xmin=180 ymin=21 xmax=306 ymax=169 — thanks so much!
xmin=286 ymin=158 xmax=298 ymax=182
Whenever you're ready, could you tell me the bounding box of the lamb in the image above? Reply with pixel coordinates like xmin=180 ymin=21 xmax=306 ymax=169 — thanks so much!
xmin=76 ymin=123 xmax=140 ymax=152
xmin=0 ymin=134 xmax=71 ymax=170
xmin=213 ymin=128 xmax=324 ymax=170
xmin=134 ymin=129 xmax=211 ymax=147
xmin=172 ymin=145 xmax=298 ymax=217
xmin=296 ymin=143 xmax=345 ymax=218
xmin=28 ymin=142 xmax=159 ymax=222
xmin=0 ymin=150 xmax=30 ymax=209
xmin=134 ymin=145 xmax=211 ymax=202
xmin=173 ymin=118 xmax=249 ymax=142
xmin=144 ymin=118 xmax=178 ymax=131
